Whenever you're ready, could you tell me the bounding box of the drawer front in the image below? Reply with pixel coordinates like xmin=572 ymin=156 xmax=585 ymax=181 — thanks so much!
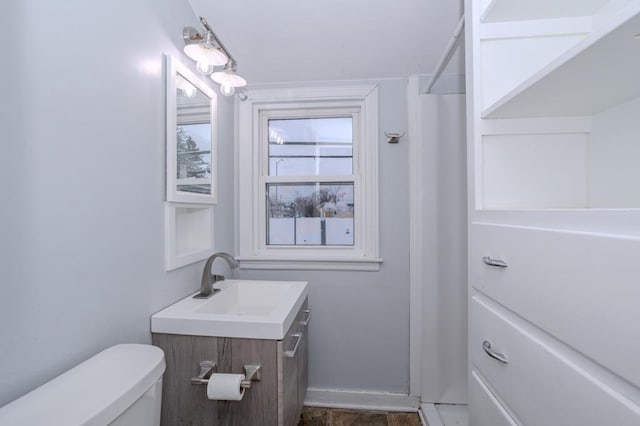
xmin=470 ymin=370 xmax=518 ymax=426
xmin=471 ymin=222 xmax=640 ymax=388
xmin=279 ymin=297 xmax=308 ymax=426
xmin=471 ymin=294 xmax=640 ymax=426
xmin=296 ymin=299 xmax=310 ymax=409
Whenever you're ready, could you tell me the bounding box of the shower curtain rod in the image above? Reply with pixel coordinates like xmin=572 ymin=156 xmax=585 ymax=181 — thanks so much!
xmin=425 ymin=15 xmax=465 ymax=94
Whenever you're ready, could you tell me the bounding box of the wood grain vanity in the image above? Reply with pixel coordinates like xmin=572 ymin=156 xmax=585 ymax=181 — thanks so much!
xmin=152 ymin=298 xmax=309 ymax=426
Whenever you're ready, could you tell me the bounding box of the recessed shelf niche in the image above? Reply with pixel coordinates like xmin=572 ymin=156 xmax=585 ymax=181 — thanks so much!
xmin=165 ymin=203 xmax=214 ymax=270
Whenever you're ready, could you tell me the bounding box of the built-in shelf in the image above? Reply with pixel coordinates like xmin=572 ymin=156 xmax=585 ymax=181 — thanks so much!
xmin=482 ymin=0 xmax=611 ymax=23
xmin=483 ymin=6 xmax=640 ymax=118
xmin=165 ymin=203 xmax=214 ymax=271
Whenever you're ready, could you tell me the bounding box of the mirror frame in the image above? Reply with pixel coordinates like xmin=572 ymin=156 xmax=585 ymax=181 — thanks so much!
xmin=165 ymin=55 xmax=218 ymax=204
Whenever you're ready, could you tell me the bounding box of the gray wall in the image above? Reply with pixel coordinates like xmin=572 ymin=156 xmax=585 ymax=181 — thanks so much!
xmin=238 ymin=79 xmax=411 ymax=394
xmin=0 ymin=0 xmax=235 ymax=406
xmin=0 ymin=0 xmax=411 ymax=403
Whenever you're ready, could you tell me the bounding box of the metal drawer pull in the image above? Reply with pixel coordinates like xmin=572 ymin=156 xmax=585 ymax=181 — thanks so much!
xmin=284 ymin=332 xmax=303 ymax=358
xmin=482 ymin=256 xmax=508 ymax=268
xmin=300 ymin=309 xmax=312 ymax=327
xmin=483 ymin=340 xmax=509 ymax=364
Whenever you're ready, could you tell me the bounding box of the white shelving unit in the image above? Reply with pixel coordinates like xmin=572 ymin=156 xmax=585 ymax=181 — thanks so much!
xmin=484 ymin=4 xmax=640 ymax=118
xmin=469 ymin=0 xmax=640 ymax=216
xmin=466 ymin=1 xmax=640 ymax=424
xmin=481 ymin=0 xmax=613 ymax=23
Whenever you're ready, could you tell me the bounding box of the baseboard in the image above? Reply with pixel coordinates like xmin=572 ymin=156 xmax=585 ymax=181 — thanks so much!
xmin=421 ymin=403 xmax=444 ymax=426
xmin=304 ymin=388 xmax=420 ymax=412
xmin=421 ymin=402 xmax=469 ymax=426
xmin=417 ymin=407 xmax=429 ymax=426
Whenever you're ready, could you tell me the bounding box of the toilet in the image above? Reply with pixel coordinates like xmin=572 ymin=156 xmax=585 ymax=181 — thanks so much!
xmin=0 ymin=344 xmax=165 ymax=426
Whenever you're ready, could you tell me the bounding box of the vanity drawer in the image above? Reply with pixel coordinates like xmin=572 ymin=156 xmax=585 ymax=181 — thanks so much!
xmin=278 ymin=298 xmax=309 ymax=426
xmin=470 ymin=370 xmax=518 ymax=426
xmin=471 ymin=294 xmax=640 ymax=426
xmin=471 ymin=222 xmax=640 ymax=388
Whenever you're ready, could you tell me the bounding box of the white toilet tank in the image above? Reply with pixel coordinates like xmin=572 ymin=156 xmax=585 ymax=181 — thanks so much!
xmin=0 ymin=344 xmax=165 ymax=426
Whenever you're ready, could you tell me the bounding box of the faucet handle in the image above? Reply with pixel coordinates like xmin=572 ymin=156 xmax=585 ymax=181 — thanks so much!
xmin=212 ymin=274 xmax=225 ymax=283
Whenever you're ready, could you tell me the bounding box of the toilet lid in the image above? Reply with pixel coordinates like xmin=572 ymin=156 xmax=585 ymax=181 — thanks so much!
xmin=0 ymin=344 xmax=165 ymax=426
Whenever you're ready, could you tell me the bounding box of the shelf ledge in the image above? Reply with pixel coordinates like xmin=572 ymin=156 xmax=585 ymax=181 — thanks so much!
xmin=483 ymin=4 xmax=640 ymax=118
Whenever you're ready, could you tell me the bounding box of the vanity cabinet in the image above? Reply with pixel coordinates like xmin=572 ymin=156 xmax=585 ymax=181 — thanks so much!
xmin=152 ymin=298 xmax=309 ymax=426
xmin=466 ymin=0 xmax=640 ymax=424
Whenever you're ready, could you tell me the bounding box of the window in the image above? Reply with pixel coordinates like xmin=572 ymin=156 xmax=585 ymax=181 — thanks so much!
xmin=266 ymin=114 xmax=355 ymax=246
xmin=238 ymin=86 xmax=381 ymax=270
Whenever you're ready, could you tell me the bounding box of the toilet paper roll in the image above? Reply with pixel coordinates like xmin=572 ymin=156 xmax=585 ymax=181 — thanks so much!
xmin=207 ymin=373 xmax=246 ymax=401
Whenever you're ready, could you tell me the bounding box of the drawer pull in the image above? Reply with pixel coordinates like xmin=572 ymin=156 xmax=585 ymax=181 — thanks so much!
xmin=483 ymin=340 xmax=509 ymax=364
xmin=300 ymin=309 xmax=312 ymax=327
xmin=482 ymin=256 xmax=508 ymax=268
xmin=284 ymin=332 xmax=303 ymax=358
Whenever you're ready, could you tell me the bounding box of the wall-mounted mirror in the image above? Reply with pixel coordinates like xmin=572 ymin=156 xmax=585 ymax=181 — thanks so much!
xmin=166 ymin=55 xmax=217 ymax=204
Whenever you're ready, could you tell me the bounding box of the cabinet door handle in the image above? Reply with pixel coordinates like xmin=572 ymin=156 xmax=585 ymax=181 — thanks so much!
xmin=483 ymin=340 xmax=509 ymax=364
xmin=300 ymin=309 xmax=312 ymax=327
xmin=482 ymin=256 xmax=508 ymax=268
xmin=284 ymin=333 xmax=303 ymax=358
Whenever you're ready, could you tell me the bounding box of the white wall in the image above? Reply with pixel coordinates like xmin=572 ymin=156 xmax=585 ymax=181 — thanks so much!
xmin=188 ymin=0 xmax=465 ymax=82
xmin=238 ymin=79 xmax=410 ymax=394
xmin=418 ymin=93 xmax=468 ymax=404
xmin=0 ymin=0 xmax=235 ymax=406
xmin=590 ymin=96 xmax=640 ymax=208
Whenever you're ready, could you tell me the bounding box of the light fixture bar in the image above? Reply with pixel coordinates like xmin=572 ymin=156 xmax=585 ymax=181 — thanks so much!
xmin=182 ymin=16 xmax=247 ymax=96
xmin=198 ymin=16 xmax=237 ymax=67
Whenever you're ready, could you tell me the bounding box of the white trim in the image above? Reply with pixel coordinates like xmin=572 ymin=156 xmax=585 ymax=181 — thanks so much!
xmin=480 ymin=16 xmax=592 ymax=40
xmin=423 ymin=403 xmax=470 ymax=426
xmin=165 ymin=55 xmax=218 ymax=205
xmin=236 ymin=257 xmax=382 ymax=271
xmin=237 ymin=85 xmax=380 ymax=270
xmin=481 ymin=116 xmax=592 ymax=135
xmin=164 ymin=203 xmax=214 ymax=270
xmin=304 ymin=388 xmax=420 ymax=412
xmin=407 ymin=76 xmax=423 ymax=397
xmin=241 ymin=85 xmax=378 ymax=102
xmin=417 ymin=407 xmax=428 ymax=426
xmin=421 ymin=403 xmax=444 ymax=426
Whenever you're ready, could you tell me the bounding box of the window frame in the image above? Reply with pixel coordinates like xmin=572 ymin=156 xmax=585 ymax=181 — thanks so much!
xmin=237 ymin=85 xmax=382 ymax=271
xmin=260 ymin=107 xmax=359 ymax=249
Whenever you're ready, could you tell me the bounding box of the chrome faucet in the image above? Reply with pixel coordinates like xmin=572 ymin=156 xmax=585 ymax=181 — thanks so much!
xmin=193 ymin=252 xmax=239 ymax=299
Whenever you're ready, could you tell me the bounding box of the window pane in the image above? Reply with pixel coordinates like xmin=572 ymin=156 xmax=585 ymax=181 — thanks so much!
xmin=266 ymin=183 xmax=354 ymax=246
xmin=268 ymin=117 xmax=353 ymax=176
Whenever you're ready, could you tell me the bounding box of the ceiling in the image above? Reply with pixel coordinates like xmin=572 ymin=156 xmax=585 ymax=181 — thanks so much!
xmin=188 ymin=0 xmax=464 ymax=83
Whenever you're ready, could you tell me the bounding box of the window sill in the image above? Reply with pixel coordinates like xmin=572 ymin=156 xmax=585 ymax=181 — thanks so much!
xmin=236 ymin=256 xmax=383 ymax=271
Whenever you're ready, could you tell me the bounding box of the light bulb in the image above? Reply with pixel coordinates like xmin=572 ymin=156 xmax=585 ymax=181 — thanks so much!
xmin=182 ymin=86 xmax=196 ymax=98
xmin=196 ymin=59 xmax=214 ymax=75
xmin=220 ymin=82 xmax=235 ymax=96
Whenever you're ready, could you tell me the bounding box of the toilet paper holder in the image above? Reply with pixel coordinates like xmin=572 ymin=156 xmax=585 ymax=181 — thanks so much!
xmin=191 ymin=361 xmax=262 ymax=389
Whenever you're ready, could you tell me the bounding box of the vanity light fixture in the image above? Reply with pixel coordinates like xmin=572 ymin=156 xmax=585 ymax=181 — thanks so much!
xmin=183 ymin=31 xmax=228 ymax=74
xmin=211 ymin=61 xmax=247 ymax=96
xmin=183 ymin=17 xmax=247 ymax=97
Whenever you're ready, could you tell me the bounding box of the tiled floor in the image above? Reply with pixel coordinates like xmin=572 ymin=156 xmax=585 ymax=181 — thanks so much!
xmin=299 ymin=407 xmax=422 ymax=426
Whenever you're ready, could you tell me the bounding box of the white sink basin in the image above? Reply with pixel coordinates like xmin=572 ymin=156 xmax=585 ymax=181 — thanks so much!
xmin=151 ymin=279 xmax=308 ymax=340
